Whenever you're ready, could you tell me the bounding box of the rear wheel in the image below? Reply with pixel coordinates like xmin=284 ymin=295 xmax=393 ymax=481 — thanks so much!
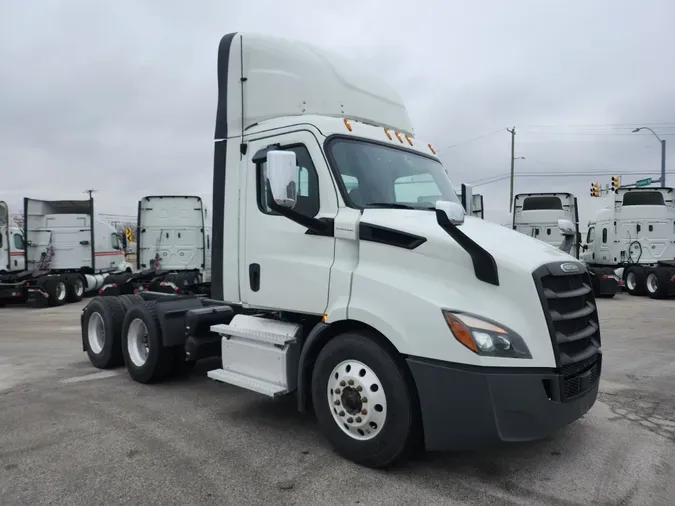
xmin=624 ymin=266 xmax=646 ymax=296
xmin=82 ymin=297 xmax=125 ymax=368
xmin=311 ymin=332 xmax=421 ymax=468
xmin=44 ymin=277 xmax=67 ymax=306
xmin=65 ymin=274 xmax=85 ymax=302
xmin=121 ymin=302 xmax=173 ymax=383
xmin=646 ymin=269 xmax=670 ymax=299
xmin=118 ymin=294 xmax=144 ymax=311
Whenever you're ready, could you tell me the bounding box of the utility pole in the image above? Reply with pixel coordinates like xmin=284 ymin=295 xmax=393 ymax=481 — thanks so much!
xmin=84 ymin=189 xmax=97 ymax=200
xmin=661 ymin=139 xmax=667 ymax=188
xmin=507 ymin=127 xmax=515 ymax=212
xmin=632 ymin=127 xmax=667 ymax=187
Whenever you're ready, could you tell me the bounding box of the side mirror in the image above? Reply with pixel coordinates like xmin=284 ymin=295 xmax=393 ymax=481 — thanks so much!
xmin=436 ymin=200 xmax=465 ymax=226
xmin=557 ymin=219 xmax=575 ymax=237
xmin=266 ymin=150 xmax=298 ymax=209
xmin=121 ymin=234 xmax=127 ymax=250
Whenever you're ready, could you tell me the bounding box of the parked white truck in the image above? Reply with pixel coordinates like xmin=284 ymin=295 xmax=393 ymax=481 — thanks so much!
xmin=1 ymin=201 xmax=25 ymax=273
xmin=455 ymin=184 xmax=484 ymax=219
xmin=512 ymin=192 xmax=619 ymax=297
xmin=98 ymin=195 xmax=212 ymax=296
xmin=79 ymin=32 xmax=601 ymax=468
xmin=581 ymin=187 xmax=675 ymax=299
xmin=0 ymin=197 xmax=133 ymax=306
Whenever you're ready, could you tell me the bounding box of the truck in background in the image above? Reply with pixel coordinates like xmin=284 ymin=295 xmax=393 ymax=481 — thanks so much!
xmin=512 ymin=192 xmax=619 ymax=297
xmin=0 ymin=197 xmax=133 ymax=306
xmin=581 ymin=187 xmax=675 ymax=299
xmin=455 ymin=184 xmax=484 ymax=219
xmin=78 ymin=32 xmax=601 ymax=468
xmin=99 ymin=195 xmax=211 ymax=296
xmin=1 ymin=201 xmax=25 ymax=273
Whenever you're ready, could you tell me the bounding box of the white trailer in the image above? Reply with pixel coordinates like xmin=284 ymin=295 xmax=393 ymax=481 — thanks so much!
xmin=98 ymin=195 xmax=212 ymax=296
xmin=0 ymin=197 xmax=133 ymax=306
xmin=581 ymin=187 xmax=675 ymax=299
xmin=79 ymin=33 xmax=601 ymax=468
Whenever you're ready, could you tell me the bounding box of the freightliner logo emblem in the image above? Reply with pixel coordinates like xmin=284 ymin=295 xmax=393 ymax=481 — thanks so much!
xmin=560 ymin=262 xmax=580 ymax=273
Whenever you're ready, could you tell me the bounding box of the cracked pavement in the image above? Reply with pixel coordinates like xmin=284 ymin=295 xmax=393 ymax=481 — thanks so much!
xmin=0 ymin=294 xmax=673 ymax=505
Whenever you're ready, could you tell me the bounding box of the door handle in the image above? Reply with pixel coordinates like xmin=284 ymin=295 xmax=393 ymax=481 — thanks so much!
xmin=249 ymin=263 xmax=260 ymax=292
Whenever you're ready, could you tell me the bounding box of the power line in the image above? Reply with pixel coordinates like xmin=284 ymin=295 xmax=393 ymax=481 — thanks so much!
xmin=440 ymin=128 xmax=506 ymax=150
xmin=467 ymin=170 xmax=675 ymax=187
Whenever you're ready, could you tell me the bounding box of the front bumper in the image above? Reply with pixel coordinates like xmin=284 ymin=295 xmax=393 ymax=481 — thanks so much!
xmin=406 ymin=355 xmax=600 ymax=452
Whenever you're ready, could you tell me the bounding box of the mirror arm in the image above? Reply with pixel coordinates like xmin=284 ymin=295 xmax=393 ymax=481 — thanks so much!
xmin=435 ymin=209 xmax=499 ymax=286
xmin=266 ymin=186 xmax=333 ymax=236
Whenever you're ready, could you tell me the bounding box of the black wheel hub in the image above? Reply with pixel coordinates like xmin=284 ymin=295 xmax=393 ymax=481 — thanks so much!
xmin=341 ymin=387 xmax=362 ymax=415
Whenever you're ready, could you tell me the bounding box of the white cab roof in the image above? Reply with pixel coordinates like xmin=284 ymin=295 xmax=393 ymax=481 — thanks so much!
xmin=215 ymin=33 xmax=414 ymax=140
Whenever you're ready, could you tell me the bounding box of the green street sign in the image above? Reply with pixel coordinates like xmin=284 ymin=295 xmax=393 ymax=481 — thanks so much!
xmin=635 ymin=177 xmax=652 ymax=188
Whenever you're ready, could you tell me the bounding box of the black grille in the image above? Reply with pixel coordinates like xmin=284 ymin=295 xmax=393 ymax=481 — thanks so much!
xmin=533 ymin=262 xmax=602 ymax=402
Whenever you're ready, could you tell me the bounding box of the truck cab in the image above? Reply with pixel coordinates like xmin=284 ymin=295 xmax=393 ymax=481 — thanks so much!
xmin=455 ymin=184 xmax=484 ymax=218
xmin=1 ymin=201 xmax=25 ymax=273
xmin=80 ymin=32 xmax=601 ymax=468
xmin=513 ymin=192 xmax=580 ymax=258
xmin=581 ymin=187 xmax=675 ymax=298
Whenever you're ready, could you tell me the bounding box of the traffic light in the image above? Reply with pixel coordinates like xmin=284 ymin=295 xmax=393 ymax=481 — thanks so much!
xmin=611 ymin=175 xmax=620 ymax=192
xmin=590 ymin=182 xmax=600 ymax=197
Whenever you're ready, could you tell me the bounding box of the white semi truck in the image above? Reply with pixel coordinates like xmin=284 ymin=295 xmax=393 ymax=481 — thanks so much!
xmin=98 ymin=195 xmax=212 ymax=296
xmin=455 ymin=184 xmax=484 ymax=219
xmin=1 ymin=201 xmax=25 ymax=273
xmin=581 ymin=187 xmax=675 ymax=299
xmin=0 ymin=197 xmax=133 ymax=306
xmin=512 ymin=192 xmax=619 ymax=297
xmin=79 ymin=32 xmax=602 ymax=468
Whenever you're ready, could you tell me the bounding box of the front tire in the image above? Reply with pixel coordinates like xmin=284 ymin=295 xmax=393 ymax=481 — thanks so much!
xmin=311 ymin=332 xmax=421 ymax=468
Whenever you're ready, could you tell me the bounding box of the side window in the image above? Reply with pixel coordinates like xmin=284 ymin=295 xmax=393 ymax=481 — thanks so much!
xmin=13 ymin=233 xmax=24 ymax=250
xmin=394 ymin=173 xmax=443 ymax=207
xmin=587 ymin=227 xmax=595 ymax=243
xmin=110 ymin=233 xmax=120 ymax=250
xmin=257 ymin=145 xmax=320 ymax=217
xmin=602 ymin=228 xmax=608 ymax=243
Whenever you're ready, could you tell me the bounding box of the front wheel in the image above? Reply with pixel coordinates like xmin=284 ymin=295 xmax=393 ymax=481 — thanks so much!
xmin=311 ymin=332 xmax=421 ymax=468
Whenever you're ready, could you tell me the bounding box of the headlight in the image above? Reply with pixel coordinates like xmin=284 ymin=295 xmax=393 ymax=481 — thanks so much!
xmin=442 ymin=310 xmax=532 ymax=359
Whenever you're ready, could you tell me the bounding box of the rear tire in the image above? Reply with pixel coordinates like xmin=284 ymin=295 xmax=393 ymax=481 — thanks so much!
xmin=646 ymin=269 xmax=670 ymax=299
xmin=623 ymin=266 xmax=646 ymax=296
xmin=311 ymin=332 xmax=421 ymax=469
xmin=65 ymin=274 xmax=85 ymax=302
xmin=121 ymin=302 xmax=173 ymax=383
xmin=118 ymin=294 xmax=144 ymax=311
xmin=44 ymin=277 xmax=67 ymax=306
xmin=82 ymin=297 xmax=125 ymax=368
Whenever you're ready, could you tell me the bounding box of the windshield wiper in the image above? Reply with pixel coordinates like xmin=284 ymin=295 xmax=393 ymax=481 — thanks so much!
xmin=364 ymin=202 xmax=416 ymax=210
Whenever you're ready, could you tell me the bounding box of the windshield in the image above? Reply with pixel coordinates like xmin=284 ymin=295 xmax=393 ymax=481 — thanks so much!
xmin=326 ymin=138 xmax=461 ymax=209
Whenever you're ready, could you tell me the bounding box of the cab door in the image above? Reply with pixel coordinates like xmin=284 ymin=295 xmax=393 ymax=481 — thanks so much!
xmin=240 ymin=129 xmax=338 ymax=314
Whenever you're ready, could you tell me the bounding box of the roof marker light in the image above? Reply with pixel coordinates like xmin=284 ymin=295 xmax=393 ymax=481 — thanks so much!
xmin=343 ymin=118 xmax=352 ymax=131
xmin=384 ymin=128 xmax=393 ymax=140
xmin=428 ymin=143 xmax=436 ymax=154
xmin=394 ymin=131 xmax=403 ymax=143
xmin=405 ymin=134 xmax=414 ymax=146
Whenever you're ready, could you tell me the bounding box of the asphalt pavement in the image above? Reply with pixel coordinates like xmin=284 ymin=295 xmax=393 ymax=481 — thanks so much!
xmin=0 ymin=295 xmax=673 ymax=505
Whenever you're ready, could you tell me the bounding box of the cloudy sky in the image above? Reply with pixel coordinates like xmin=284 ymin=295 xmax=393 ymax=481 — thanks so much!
xmin=1 ymin=0 xmax=673 ymax=228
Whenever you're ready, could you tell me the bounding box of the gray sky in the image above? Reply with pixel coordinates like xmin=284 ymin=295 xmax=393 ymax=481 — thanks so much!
xmin=1 ymin=0 xmax=673 ymax=228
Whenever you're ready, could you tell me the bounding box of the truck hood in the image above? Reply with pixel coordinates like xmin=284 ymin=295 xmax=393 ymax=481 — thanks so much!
xmin=361 ymin=209 xmax=577 ymax=274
